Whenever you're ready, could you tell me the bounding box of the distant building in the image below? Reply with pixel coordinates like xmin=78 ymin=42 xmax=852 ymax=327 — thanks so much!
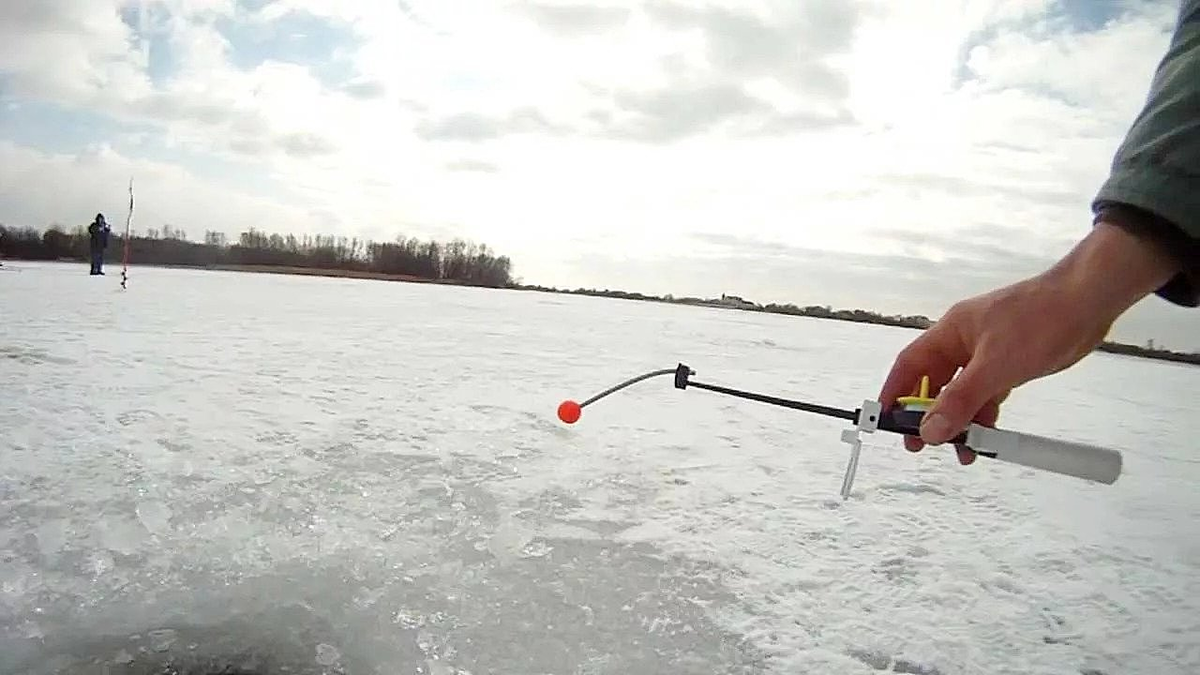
xmin=719 ymin=293 xmax=756 ymax=307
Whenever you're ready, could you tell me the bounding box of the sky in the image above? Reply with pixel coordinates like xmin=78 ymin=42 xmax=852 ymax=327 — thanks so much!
xmin=1 ymin=0 xmax=1197 ymax=350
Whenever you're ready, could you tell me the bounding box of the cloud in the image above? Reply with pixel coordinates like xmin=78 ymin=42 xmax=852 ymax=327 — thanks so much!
xmin=339 ymin=78 xmax=386 ymax=100
xmin=414 ymin=108 xmax=565 ymax=142
xmin=0 ymin=0 xmax=151 ymax=104
xmin=593 ymin=77 xmax=856 ymax=142
xmin=602 ymin=82 xmax=778 ymax=142
xmin=0 ymin=1 xmax=355 ymax=163
xmin=446 ymin=159 xmax=500 ymax=173
xmin=276 ymin=131 xmax=338 ymax=158
xmin=413 ymin=76 xmax=856 ymax=145
xmin=0 ymin=140 xmax=325 ymax=239
xmin=515 ymin=2 xmax=634 ymax=36
xmin=0 ymin=0 xmax=1196 ymax=349
xmin=507 ymin=1 xmax=865 ymax=143
xmin=688 ymin=229 xmax=1061 ymax=289
xmin=960 ymin=0 xmax=1180 ymax=115
xmin=642 ymin=0 xmax=860 ymax=96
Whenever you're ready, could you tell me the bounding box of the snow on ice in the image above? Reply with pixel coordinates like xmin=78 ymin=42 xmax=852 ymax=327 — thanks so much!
xmin=1 ymin=261 xmax=1198 ymax=674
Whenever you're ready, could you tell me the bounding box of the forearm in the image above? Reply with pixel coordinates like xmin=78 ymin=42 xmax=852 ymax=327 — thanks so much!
xmin=1044 ymin=219 xmax=1185 ymax=325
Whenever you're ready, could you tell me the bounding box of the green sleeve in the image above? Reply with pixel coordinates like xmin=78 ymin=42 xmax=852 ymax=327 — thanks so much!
xmin=1092 ymin=0 xmax=1200 ymax=307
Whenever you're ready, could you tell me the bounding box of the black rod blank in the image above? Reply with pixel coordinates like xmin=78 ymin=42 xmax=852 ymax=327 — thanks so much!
xmin=672 ymin=362 xmax=858 ymax=421
xmin=684 ymin=381 xmax=859 ymax=421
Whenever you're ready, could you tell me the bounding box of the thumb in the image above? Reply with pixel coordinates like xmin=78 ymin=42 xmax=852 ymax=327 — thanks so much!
xmin=920 ymin=356 xmax=1007 ymax=445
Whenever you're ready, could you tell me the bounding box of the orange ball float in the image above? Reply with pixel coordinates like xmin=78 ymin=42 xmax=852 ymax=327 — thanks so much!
xmin=557 ymin=399 xmax=582 ymax=424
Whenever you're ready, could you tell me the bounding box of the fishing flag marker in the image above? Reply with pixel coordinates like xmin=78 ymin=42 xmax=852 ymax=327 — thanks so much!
xmin=121 ymin=177 xmax=134 ymax=290
xmin=558 ymin=363 xmax=1123 ymax=499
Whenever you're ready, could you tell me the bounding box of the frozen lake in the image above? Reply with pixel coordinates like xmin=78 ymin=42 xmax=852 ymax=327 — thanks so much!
xmin=2 ymin=261 xmax=1198 ymax=675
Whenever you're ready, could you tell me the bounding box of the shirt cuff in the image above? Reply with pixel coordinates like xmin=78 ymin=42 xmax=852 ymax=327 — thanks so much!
xmin=1091 ymin=200 xmax=1199 ymax=307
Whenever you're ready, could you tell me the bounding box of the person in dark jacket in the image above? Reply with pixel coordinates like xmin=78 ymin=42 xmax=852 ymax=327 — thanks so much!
xmin=87 ymin=213 xmax=110 ymax=275
xmin=879 ymin=0 xmax=1199 ymax=462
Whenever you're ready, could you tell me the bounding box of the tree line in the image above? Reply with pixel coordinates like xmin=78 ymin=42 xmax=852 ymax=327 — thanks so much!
xmin=510 ymin=284 xmax=1198 ymax=364
xmin=512 ymin=284 xmax=936 ymax=329
xmin=4 ymin=221 xmax=1195 ymax=364
xmin=0 ymin=223 xmax=515 ymax=288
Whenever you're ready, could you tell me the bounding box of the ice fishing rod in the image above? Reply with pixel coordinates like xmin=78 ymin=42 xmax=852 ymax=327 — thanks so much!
xmin=556 ymin=363 xmax=1123 ymax=499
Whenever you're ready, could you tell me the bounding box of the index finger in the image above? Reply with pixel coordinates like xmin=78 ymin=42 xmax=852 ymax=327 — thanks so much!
xmin=878 ymin=331 xmax=962 ymax=408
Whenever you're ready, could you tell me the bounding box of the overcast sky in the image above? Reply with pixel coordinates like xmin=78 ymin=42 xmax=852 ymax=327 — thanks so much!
xmin=1 ymin=0 xmax=1196 ymax=349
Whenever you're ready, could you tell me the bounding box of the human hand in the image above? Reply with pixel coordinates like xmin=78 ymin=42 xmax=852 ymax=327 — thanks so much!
xmin=878 ymin=220 xmax=1183 ymax=462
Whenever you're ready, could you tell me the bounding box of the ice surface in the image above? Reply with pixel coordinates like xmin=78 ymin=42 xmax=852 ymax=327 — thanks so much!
xmin=1 ymin=261 xmax=1198 ymax=674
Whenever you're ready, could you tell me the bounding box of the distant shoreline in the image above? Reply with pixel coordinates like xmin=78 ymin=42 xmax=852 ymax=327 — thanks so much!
xmin=9 ymin=256 xmax=1194 ymax=367
xmin=505 ymin=283 xmax=1200 ymax=367
xmin=158 ymin=262 xmax=476 ymax=286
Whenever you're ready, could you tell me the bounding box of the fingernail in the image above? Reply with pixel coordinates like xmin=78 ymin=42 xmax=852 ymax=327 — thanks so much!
xmin=955 ymin=445 xmax=977 ymax=465
xmin=920 ymin=413 xmax=951 ymax=444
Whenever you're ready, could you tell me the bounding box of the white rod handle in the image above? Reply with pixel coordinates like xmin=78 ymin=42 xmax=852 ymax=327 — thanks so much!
xmin=965 ymin=424 xmax=1123 ymax=485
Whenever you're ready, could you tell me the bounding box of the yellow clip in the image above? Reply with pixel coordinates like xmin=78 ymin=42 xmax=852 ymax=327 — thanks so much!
xmin=895 ymin=375 xmax=935 ymax=411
